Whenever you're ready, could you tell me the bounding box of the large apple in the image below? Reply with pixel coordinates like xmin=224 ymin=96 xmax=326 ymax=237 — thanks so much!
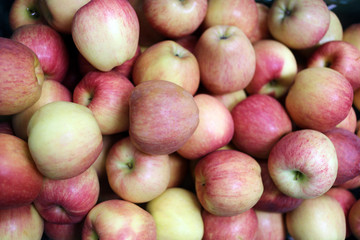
xmin=27 ymin=101 xmax=103 ymax=180
xmin=177 ymin=94 xmax=234 ymax=160
xmin=195 ymin=149 xmax=263 ymax=216
xmin=129 ymin=80 xmax=199 ymax=155
xmin=8 ymin=0 xmax=45 ymax=30
xmin=194 ymin=25 xmax=256 ymax=94
xmin=268 ymin=129 xmax=338 ymax=199
xmin=267 ymin=0 xmax=330 ymax=49
xmin=106 ymin=137 xmax=170 ymax=203
xmin=0 ymin=37 xmax=44 ymax=115
xmin=255 ymin=210 xmax=286 ymax=240
xmin=72 ymin=0 xmax=139 ymax=72
xmin=285 ymin=67 xmax=353 ymax=132
xmin=231 ymin=94 xmax=292 ymax=160
xmin=132 ymin=40 xmax=200 ymax=95
xmin=146 ymin=187 xmax=204 ymax=240
xmin=82 ymin=199 xmax=156 ymax=240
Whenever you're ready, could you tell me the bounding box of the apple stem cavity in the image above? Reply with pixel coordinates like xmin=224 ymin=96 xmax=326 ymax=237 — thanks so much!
xmin=27 ymin=7 xmax=41 ymax=19
xmin=293 ymin=170 xmax=305 ymax=181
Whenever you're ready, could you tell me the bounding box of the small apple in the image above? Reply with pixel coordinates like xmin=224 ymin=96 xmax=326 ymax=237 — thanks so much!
xmin=8 ymin=0 xmax=45 ymax=30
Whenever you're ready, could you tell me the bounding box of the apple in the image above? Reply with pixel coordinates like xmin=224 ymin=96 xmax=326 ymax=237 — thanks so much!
xmin=12 ymin=80 xmax=72 ymax=141
xmin=72 ymin=0 xmax=140 ymax=72
xmin=27 ymin=101 xmax=103 ymax=180
xmin=143 ymin=0 xmax=207 ymax=38
xmin=177 ymin=94 xmax=234 ymax=160
xmin=106 ymin=136 xmax=170 ymax=203
xmin=268 ymin=129 xmax=338 ymax=199
xmin=213 ymin=89 xmax=247 ymax=111
xmin=255 ymin=210 xmax=286 ymax=240
xmin=194 ymin=25 xmax=256 ymax=94
xmin=38 ymin=0 xmax=90 ymax=33
xmin=0 ymin=120 xmax=14 ymax=135
xmin=132 ymin=40 xmax=200 ymax=95
xmin=129 ymin=80 xmax=199 ymax=155
xmin=307 ymin=40 xmax=360 ymax=90
xmin=337 ymin=106 xmax=357 ymax=133
xmin=175 ymin=34 xmax=198 ymax=54
xmin=343 ymin=23 xmax=360 ymax=51
xmin=11 ymin=23 xmax=69 ymax=83
xmin=167 ymin=153 xmax=189 ymax=188
xmin=195 ymin=149 xmax=263 ymax=216
xmin=202 ymin=0 xmax=258 ymax=38
xmin=349 ymin=198 xmax=360 ymax=239
xmin=340 ymin=175 xmax=360 ymax=190
xmin=202 ymin=208 xmax=258 ymax=240
xmin=33 ymin=166 xmax=99 ymax=224
xmin=43 ymin=221 xmax=82 ymax=240
xmin=324 ymin=128 xmax=360 ymax=186
xmin=231 ymin=94 xmax=292 ymax=160
xmin=0 ymin=37 xmax=44 ymax=115
xmin=285 ymin=67 xmax=353 ymax=132
xmin=317 ymin=10 xmax=343 ymax=46
xmin=0 ymin=204 xmax=44 ymax=240
xmin=73 ymin=71 xmax=134 ymax=135
xmin=249 ymin=3 xmax=271 ymax=43
xmin=112 ymin=45 xmax=142 ymax=79
xmin=245 ymin=39 xmax=298 ymax=99
xmin=254 ymin=161 xmax=303 ymax=213
xmin=146 ymin=187 xmax=204 ymax=240
xmin=286 ymin=195 xmax=346 ymax=239
xmin=8 ymin=0 xmax=45 ymax=31
xmin=82 ymin=199 xmax=156 ymax=240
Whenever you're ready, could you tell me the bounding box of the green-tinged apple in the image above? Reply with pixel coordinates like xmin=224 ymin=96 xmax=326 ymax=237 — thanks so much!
xmin=132 ymin=40 xmax=200 ymax=95
xmin=245 ymin=39 xmax=298 ymax=98
xmin=44 ymin=222 xmax=82 ymax=240
xmin=317 ymin=11 xmax=343 ymax=46
xmin=231 ymin=94 xmax=292 ymax=160
xmin=249 ymin=3 xmax=271 ymax=43
xmin=0 ymin=37 xmax=44 ymax=115
xmin=27 ymin=101 xmax=103 ymax=180
xmin=146 ymin=187 xmax=204 ymax=240
xmin=129 ymin=80 xmax=199 ymax=155
xmin=285 ymin=67 xmax=353 ymax=132
xmin=268 ymin=129 xmax=338 ymax=199
xmin=73 ymin=71 xmax=134 ymax=135
xmin=202 ymin=0 xmax=258 ymax=38
xmin=177 ymin=94 xmax=234 ymax=160
xmin=82 ymin=199 xmax=156 ymax=240
xmin=38 ymin=0 xmax=90 ymax=33
xmin=337 ymin=107 xmax=357 ymax=133
xmin=286 ymin=195 xmax=346 ymax=239
xmin=167 ymin=153 xmax=189 ymax=188
xmin=0 ymin=204 xmax=44 ymax=240
xmin=195 ymin=149 xmax=263 ymax=216
xmin=194 ymin=25 xmax=256 ymax=94
xmin=0 ymin=133 xmax=43 ymax=209
xmin=12 ymin=80 xmax=72 ymax=141
xmin=343 ymin=23 xmax=360 ymax=51
xmin=11 ymin=24 xmax=69 ymax=82
xmin=106 ymin=137 xmax=170 ymax=203
xmin=255 ymin=210 xmax=286 ymax=240
xmin=72 ymin=0 xmax=139 ymax=72
xmin=143 ymin=0 xmax=207 ymax=38
xmin=202 ymin=208 xmax=258 ymax=240
xmin=8 ymin=0 xmax=45 ymax=30
xmin=33 ymin=166 xmax=99 ymax=224
xmin=213 ymin=89 xmax=247 ymax=111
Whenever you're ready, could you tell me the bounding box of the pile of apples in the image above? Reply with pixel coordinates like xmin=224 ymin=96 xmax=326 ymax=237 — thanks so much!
xmin=3 ymin=0 xmax=360 ymax=239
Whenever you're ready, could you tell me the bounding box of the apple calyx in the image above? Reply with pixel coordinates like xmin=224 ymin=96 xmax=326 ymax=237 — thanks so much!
xmin=293 ymin=170 xmax=305 ymax=181
xmin=27 ymin=6 xmax=41 ymax=20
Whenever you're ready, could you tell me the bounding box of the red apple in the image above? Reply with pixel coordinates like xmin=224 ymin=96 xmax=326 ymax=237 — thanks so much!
xmin=0 ymin=120 xmax=14 ymax=135
xmin=337 ymin=106 xmax=357 ymax=133
xmin=112 ymin=45 xmax=142 ymax=79
xmin=340 ymin=175 xmax=360 ymax=190
xmin=349 ymin=198 xmax=360 ymax=239
xmin=8 ymin=0 xmax=45 ymax=30
xmin=249 ymin=3 xmax=271 ymax=43
xmin=175 ymin=34 xmax=198 ymax=54
xmin=255 ymin=210 xmax=286 ymax=240
xmin=43 ymin=221 xmax=82 ymax=240
xmin=167 ymin=153 xmax=189 ymax=188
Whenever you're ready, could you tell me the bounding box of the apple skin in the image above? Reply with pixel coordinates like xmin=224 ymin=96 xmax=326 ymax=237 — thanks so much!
xmin=317 ymin=11 xmax=343 ymax=46
xmin=213 ymin=89 xmax=247 ymax=112
xmin=167 ymin=153 xmax=189 ymax=188
xmin=249 ymin=3 xmax=271 ymax=43
xmin=143 ymin=0 xmax=207 ymax=38
xmin=175 ymin=34 xmax=198 ymax=54
xmin=0 ymin=133 xmax=43 ymax=209
xmin=72 ymin=0 xmax=140 ymax=72
xmin=307 ymin=40 xmax=360 ymax=91
xmin=73 ymin=71 xmax=134 ymax=135
xmin=254 ymin=210 xmax=286 ymax=240
xmin=202 ymin=0 xmax=258 ymax=38
xmin=12 ymin=80 xmax=72 ymax=141
xmin=348 ymin=198 xmax=360 ymax=239
xmin=8 ymin=0 xmax=45 ymax=31
xmin=0 ymin=204 xmax=44 ymax=240
xmin=146 ymin=187 xmax=204 ymax=240
xmin=267 ymin=0 xmax=330 ymax=50
xmin=336 ymin=106 xmax=357 ymax=133
xmin=82 ymin=199 xmax=156 ymax=240
xmin=0 ymin=120 xmax=14 ymax=135
xmin=11 ymin=23 xmax=69 ymax=83
xmin=177 ymin=94 xmax=234 ymax=160
xmin=231 ymin=94 xmax=292 ymax=160
xmin=194 ymin=25 xmax=256 ymax=94
xmin=254 ymin=161 xmax=303 ymax=213
xmin=0 ymin=37 xmax=44 ymax=116
xmin=340 ymin=175 xmax=360 ymax=190
xmin=27 ymin=101 xmax=103 ymax=180
xmin=195 ymin=149 xmax=264 ymax=216
xmin=202 ymin=208 xmax=258 ymax=240
xmin=343 ymin=23 xmax=360 ymax=51
xmin=106 ymin=136 xmax=170 ymax=203
xmin=286 ymin=195 xmax=346 ymax=240
xmin=245 ymin=39 xmax=298 ymax=99
xmin=129 ymin=80 xmax=199 ymax=155
xmin=285 ymin=67 xmax=354 ymax=132
xmin=43 ymin=221 xmax=82 ymax=240
xmin=33 ymin=166 xmax=99 ymax=224
xmin=268 ymin=129 xmax=338 ymax=199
